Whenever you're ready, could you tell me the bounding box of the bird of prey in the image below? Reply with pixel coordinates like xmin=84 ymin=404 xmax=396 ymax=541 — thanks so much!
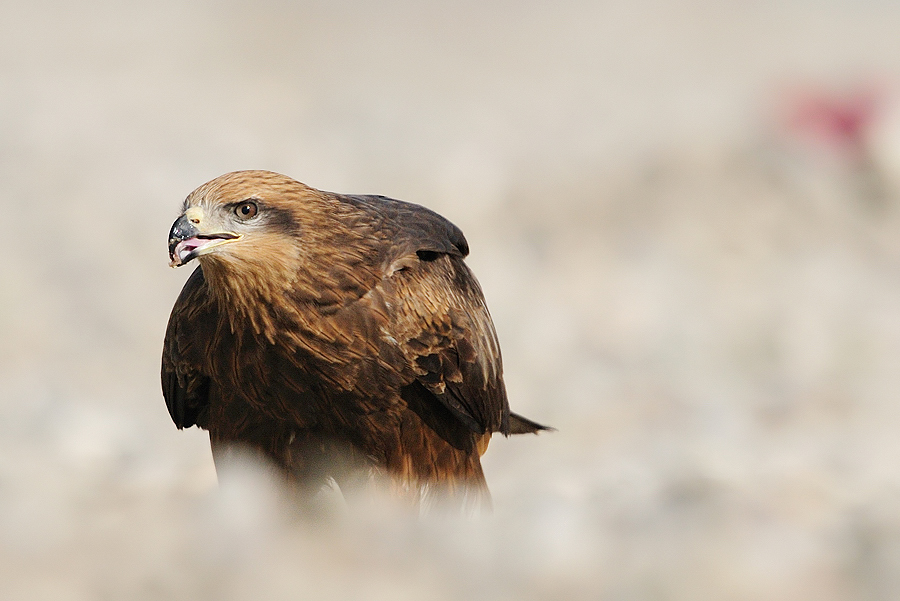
xmin=162 ymin=170 xmax=548 ymax=510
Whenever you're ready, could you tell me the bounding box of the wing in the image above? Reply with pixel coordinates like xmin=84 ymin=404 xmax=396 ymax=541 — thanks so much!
xmin=343 ymin=193 xmax=540 ymax=437
xmin=161 ymin=266 xmax=216 ymax=429
xmin=383 ymin=250 xmax=511 ymax=436
xmin=344 ymin=194 xmax=469 ymax=259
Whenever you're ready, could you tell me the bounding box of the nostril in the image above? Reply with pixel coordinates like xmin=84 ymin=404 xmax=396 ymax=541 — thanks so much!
xmin=189 ymin=218 xmax=200 ymax=224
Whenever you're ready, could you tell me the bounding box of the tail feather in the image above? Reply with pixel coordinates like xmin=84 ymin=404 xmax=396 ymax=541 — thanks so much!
xmin=507 ymin=412 xmax=554 ymax=435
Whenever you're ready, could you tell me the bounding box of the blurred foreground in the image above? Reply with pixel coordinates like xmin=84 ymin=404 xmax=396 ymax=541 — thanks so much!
xmin=5 ymin=1 xmax=900 ymax=599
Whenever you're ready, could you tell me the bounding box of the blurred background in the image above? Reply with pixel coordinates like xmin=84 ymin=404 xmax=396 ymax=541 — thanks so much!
xmin=5 ymin=0 xmax=900 ymax=598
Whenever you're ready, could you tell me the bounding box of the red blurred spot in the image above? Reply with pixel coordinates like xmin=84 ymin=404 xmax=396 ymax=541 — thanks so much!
xmin=781 ymin=84 xmax=882 ymax=155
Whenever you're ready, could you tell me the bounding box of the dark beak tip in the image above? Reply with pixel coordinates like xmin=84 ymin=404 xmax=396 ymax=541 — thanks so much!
xmin=168 ymin=214 xmax=198 ymax=243
xmin=167 ymin=214 xmax=198 ymax=267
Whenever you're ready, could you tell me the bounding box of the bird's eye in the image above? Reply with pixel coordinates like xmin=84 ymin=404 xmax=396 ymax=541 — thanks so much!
xmin=234 ymin=201 xmax=258 ymax=220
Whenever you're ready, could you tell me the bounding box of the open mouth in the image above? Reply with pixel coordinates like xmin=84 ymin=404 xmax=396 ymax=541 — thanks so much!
xmin=169 ymin=233 xmax=241 ymax=267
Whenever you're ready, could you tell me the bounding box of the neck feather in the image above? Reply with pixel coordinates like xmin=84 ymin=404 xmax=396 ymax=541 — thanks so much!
xmin=200 ymin=251 xmax=301 ymax=343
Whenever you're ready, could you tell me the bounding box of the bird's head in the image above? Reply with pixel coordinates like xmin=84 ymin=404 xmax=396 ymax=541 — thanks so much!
xmin=168 ymin=171 xmax=306 ymax=269
xmin=169 ymin=170 xmax=385 ymax=315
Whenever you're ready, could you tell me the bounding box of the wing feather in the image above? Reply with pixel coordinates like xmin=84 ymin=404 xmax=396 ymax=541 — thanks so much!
xmin=161 ymin=267 xmax=216 ymax=429
xmin=332 ymin=193 xmax=512 ymax=437
xmin=383 ymin=253 xmax=510 ymax=436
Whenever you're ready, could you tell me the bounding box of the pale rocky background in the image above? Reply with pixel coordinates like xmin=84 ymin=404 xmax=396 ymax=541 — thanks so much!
xmin=5 ymin=0 xmax=900 ymax=599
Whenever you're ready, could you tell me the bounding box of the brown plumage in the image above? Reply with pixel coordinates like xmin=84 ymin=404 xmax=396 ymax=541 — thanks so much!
xmin=162 ymin=170 xmax=548 ymax=509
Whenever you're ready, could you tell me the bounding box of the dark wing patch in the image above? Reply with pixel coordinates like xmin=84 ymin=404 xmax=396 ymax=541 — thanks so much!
xmin=400 ymin=380 xmax=479 ymax=453
xmin=161 ymin=267 xmax=216 ymax=429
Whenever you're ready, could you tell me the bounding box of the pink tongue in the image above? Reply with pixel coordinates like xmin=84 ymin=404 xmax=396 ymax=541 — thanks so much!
xmin=176 ymin=238 xmax=207 ymax=262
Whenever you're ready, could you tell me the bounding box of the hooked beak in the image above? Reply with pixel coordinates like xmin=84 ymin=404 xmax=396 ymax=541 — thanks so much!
xmin=168 ymin=213 xmax=241 ymax=267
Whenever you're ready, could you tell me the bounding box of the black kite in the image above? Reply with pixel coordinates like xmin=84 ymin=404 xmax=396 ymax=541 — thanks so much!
xmin=162 ymin=171 xmax=548 ymax=510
